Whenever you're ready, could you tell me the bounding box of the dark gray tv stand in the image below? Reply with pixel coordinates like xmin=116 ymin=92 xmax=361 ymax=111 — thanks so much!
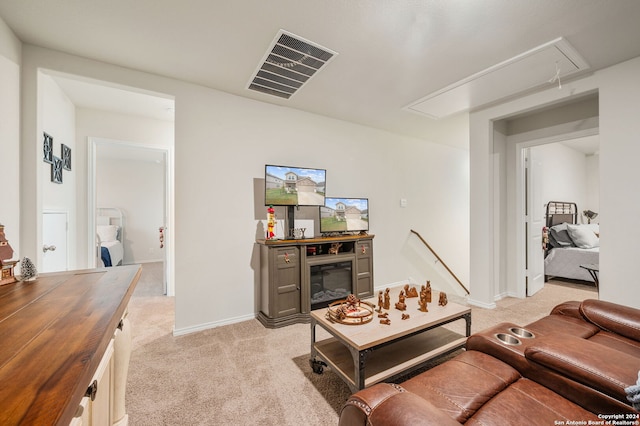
xmin=256 ymin=234 xmax=374 ymax=328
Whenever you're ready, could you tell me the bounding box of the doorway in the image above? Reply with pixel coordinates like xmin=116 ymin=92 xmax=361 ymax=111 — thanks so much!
xmin=88 ymin=138 xmax=175 ymax=296
xmin=515 ymin=132 xmax=600 ymax=297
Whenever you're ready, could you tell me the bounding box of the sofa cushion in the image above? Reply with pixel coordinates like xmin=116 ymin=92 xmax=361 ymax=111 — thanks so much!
xmin=401 ymin=350 xmax=520 ymax=423
xmin=526 ymin=313 xmax=600 ymax=339
xmin=466 ymin=378 xmax=600 ymax=425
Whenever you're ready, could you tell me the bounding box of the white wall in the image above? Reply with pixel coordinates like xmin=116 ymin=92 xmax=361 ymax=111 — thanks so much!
xmin=19 ymin=45 xmax=470 ymax=334
xmin=96 ymin=156 xmax=164 ymax=264
xmin=0 ymin=17 xmax=21 ymax=264
xmin=39 ymin=72 xmax=78 ymax=269
xmin=533 ymin=142 xmax=595 ymax=221
xmin=597 ymin=56 xmax=640 ymax=307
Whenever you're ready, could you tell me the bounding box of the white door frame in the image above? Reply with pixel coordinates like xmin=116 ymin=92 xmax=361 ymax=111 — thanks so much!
xmin=510 ymin=128 xmax=599 ymax=298
xmin=88 ymin=137 xmax=175 ymax=296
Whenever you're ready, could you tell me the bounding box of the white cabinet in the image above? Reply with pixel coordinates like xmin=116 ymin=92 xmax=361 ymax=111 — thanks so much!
xmin=71 ymin=311 xmax=132 ymax=426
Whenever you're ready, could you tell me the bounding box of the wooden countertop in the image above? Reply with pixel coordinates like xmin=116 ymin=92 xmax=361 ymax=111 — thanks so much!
xmin=0 ymin=265 xmax=141 ymax=426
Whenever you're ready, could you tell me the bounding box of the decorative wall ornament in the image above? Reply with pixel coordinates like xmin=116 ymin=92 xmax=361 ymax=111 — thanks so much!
xmin=43 ymin=132 xmax=53 ymax=163
xmin=43 ymin=132 xmax=72 ymax=183
xmin=62 ymin=144 xmax=72 ymax=171
xmin=51 ymin=156 xmax=63 ymax=184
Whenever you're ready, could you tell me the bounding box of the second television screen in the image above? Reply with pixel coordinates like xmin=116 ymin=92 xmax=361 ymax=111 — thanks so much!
xmin=320 ymin=197 xmax=369 ymax=232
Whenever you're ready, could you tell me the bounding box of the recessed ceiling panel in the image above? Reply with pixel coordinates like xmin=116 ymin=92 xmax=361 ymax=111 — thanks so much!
xmin=405 ymin=38 xmax=589 ymax=119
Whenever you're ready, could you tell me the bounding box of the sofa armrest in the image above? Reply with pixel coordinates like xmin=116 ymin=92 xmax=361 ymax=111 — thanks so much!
xmin=549 ymin=300 xmax=583 ymax=318
xmin=524 ymin=333 xmax=638 ymax=404
xmin=339 ymin=383 xmax=461 ymax=426
xmin=580 ymin=299 xmax=640 ymax=342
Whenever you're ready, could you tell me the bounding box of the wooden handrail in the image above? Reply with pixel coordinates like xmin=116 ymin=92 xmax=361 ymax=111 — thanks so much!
xmin=410 ymin=229 xmax=470 ymax=295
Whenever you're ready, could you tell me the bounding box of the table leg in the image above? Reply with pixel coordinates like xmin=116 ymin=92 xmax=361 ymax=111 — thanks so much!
xmin=309 ymin=318 xmax=326 ymax=374
xmin=463 ymin=312 xmax=472 ymax=337
xmin=349 ymin=346 xmax=370 ymax=391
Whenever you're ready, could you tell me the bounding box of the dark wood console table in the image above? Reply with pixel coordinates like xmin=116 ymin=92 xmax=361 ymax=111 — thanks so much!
xmin=256 ymin=234 xmax=374 ymax=328
xmin=0 ymin=265 xmax=141 ymax=426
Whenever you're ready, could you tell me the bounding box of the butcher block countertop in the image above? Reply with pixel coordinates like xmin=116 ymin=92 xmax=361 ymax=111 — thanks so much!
xmin=0 ymin=265 xmax=141 ymax=426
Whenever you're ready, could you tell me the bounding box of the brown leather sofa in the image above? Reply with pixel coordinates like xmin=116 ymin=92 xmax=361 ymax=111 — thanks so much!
xmin=339 ymin=299 xmax=640 ymax=425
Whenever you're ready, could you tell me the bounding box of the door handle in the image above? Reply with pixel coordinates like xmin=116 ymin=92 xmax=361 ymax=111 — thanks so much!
xmin=43 ymin=244 xmax=57 ymax=253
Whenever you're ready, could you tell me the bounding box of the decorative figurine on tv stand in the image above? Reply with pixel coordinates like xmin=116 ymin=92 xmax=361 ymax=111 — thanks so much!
xmin=266 ymin=205 xmax=276 ymax=240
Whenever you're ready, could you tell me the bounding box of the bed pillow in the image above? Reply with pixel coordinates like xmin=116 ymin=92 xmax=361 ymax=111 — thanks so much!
xmin=549 ymin=223 xmax=575 ymax=248
xmin=97 ymin=225 xmax=119 ymax=242
xmin=567 ymin=224 xmax=599 ymax=249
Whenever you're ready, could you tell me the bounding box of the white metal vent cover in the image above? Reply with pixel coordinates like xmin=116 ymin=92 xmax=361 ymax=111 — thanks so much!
xmin=248 ymin=30 xmax=337 ymax=99
xmin=405 ymin=37 xmax=590 ymax=119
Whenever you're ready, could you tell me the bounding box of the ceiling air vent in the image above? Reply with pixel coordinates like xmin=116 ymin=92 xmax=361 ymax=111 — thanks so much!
xmin=248 ymin=30 xmax=337 ymax=99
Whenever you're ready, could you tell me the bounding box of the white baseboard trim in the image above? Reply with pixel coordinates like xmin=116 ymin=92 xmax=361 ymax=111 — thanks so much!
xmin=172 ymin=312 xmax=256 ymax=336
xmin=466 ymin=297 xmax=497 ymax=309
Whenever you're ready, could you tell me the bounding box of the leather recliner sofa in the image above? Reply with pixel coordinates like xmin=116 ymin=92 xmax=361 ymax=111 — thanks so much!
xmin=339 ymin=299 xmax=640 ymax=425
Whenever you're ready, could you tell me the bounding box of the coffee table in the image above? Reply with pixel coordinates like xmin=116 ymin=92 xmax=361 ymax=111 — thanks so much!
xmin=309 ymin=286 xmax=471 ymax=392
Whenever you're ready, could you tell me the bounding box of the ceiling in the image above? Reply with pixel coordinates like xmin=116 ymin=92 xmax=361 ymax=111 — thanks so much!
xmin=2 ymin=1 xmax=640 ymax=148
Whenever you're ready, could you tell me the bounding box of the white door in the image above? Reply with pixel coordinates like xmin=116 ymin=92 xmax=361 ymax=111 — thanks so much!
xmin=43 ymin=211 xmax=68 ymax=272
xmin=525 ymin=148 xmax=545 ymax=296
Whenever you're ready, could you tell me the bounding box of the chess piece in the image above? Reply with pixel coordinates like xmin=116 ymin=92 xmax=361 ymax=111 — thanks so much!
xmin=438 ymin=292 xmax=448 ymax=306
xmin=378 ymin=312 xmax=388 ymax=318
xmin=383 ymin=288 xmax=390 ymax=310
xmin=425 ymin=281 xmax=432 ymax=303
xmin=378 ymin=290 xmax=383 ymax=310
xmin=418 ymin=285 xmax=429 ymax=312
xmin=395 ymin=290 xmax=407 ymax=311
xmin=380 ymin=318 xmax=391 ymax=325
xmin=401 ymin=313 xmax=410 ymax=320
xmin=405 ymin=285 xmax=418 ymax=298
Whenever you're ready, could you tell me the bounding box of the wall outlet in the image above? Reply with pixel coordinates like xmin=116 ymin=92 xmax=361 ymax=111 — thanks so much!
xmin=400 ymin=198 xmax=408 ymax=208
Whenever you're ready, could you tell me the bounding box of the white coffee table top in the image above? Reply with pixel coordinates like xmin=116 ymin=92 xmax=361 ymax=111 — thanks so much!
xmin=311 ymin=285 xmax=470 ymax=351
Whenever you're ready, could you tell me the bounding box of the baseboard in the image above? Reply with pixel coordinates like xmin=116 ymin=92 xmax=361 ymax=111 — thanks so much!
xmin=466 ymin=297 xmax=497 ymax=309
xmin=172 ymin=312 xmax=256 ymax=336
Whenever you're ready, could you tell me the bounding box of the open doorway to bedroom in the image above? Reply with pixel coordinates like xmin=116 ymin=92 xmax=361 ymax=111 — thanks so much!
xmin=490 ymin=91 xmax=599 ymax=301
xmin=89 ymin=139 xmax=174 ymax=296
xmin=508 ymin=94 xmax=600 ymax=298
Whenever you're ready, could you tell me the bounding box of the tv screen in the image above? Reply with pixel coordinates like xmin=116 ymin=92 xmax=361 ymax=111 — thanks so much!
xmin=320 ymin=197 xmax=369 ymax=233
xmin=265 ymin=165 xmax=326 ymax=206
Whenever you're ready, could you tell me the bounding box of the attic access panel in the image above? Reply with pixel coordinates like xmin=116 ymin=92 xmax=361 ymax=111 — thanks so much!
xmin=248 ymin=30 xmax=337 ymax=99
xmin=405 ymin=38 xmax=590 ymax=119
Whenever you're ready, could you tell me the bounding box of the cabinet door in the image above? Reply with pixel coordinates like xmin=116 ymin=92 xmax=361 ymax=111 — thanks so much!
xmin=273 ymin=247 xmax=301 ymax=317
xmin=86 ymin=340 xmax=114 ymax=426
xmin=355 ymin=240 xmax=373 ymax=298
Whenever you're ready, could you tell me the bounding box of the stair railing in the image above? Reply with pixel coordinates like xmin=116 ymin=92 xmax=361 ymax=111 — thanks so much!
xmin=410 ymin=229 xmax=470 ymax=295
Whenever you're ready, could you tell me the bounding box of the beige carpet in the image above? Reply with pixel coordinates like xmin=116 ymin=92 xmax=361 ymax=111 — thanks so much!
xmin=126 ymin=263 xmax=597 ymax=425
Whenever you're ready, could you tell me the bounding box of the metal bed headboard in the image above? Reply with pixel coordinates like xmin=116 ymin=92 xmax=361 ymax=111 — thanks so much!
xmin=545 ymin=201 xmax=577 ymax=227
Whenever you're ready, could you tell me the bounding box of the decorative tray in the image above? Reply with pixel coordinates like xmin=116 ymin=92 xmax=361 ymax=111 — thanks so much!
xmin=326 ymin=297 xmax=375 ymax=325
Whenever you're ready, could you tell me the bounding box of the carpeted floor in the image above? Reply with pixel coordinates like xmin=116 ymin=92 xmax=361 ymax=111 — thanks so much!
xmin=125 ymin=263 xmax=597 ymax=425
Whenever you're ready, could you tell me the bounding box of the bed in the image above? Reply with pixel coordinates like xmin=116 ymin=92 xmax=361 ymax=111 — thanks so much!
xmin=544 ymin=201 xmax=599 ymax=282
xmin=97 ymin=207 xmax=124 ymax=267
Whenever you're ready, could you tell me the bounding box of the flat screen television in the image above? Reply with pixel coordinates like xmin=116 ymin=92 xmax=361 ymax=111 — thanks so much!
xmin=320 ymin=197 xmax=369 ymax=233
xmin=265 ymin=165 xmax=326 ymax=206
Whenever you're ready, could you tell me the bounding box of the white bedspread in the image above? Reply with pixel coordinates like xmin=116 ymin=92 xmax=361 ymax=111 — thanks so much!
xmin=102 ymin=240 xmax=124 ymax=266
xmin=544 ymin=246 xmax=599 ymax=282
